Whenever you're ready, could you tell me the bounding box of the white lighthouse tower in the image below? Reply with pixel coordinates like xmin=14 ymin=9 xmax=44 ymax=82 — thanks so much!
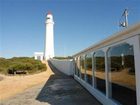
xmin=44 ymin=12 xmax=54 ymax=60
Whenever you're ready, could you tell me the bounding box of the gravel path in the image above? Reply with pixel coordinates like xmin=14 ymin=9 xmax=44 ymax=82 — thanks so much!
xmin=0 ymin=61 xmax=102 ymax=105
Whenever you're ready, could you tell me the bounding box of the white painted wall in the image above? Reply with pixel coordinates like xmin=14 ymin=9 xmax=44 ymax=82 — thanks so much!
xmin=74 ymin=35 xmax=140 ymax=105
xmin=44 ymin=13 xmax=54 ymax=60
xmin=50 ymin=59 xmax=74 ymax=76
xmin=34 ymin=52 xmax=44 ymax=61
xmin=133 ymin=35 xmax=140 ymax=105
xmin=72 ymin=23 xmax=140 ymax=105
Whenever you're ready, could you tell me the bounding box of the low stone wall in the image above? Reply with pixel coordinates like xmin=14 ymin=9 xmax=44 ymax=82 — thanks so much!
xmin=49 ymin=59 xmax=74 ymax=76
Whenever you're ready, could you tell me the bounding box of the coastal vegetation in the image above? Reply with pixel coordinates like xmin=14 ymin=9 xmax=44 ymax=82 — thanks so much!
xmin=53 ymin=56 xmax=73 ymax=60
xmin=0 ymin=57 xmax=47 ymax=75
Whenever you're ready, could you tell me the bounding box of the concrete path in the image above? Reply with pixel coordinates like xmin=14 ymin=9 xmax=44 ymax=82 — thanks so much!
xmin=0 ymin=61 xmax=102 ymax=105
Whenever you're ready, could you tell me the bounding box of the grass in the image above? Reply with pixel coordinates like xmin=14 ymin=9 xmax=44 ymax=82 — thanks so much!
xmin=0 ymin=57 xmax=47 ymax=75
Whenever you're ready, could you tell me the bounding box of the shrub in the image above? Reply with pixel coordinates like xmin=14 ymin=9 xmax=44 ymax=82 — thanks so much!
xmin=8 ymin=63 xmax=33 ymax=71
xmin=53 ymin=56 xmax=73 ymax=60
xmin=0 ymin=57 xmax=47 ymax=74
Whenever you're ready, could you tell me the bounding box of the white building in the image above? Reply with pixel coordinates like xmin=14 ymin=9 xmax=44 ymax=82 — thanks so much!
xmin=73 ymin=23 xmax=140 ymax=105
xmin=34 ymin=52 xmax=44 ymax=61
xmin=44 ymin=12 xmax=55 ymax=60
xmin=34 ymin=12 xmax=55 ymax=61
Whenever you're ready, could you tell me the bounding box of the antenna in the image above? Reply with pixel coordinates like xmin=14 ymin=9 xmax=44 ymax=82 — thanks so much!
xmin=119 ymin=9 xmax=129 ymax=28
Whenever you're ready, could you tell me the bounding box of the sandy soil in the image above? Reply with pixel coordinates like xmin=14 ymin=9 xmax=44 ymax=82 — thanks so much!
xmin=0 ymin=61 xmax=54 ymax=101
xmin=1 ymin=61 xmax=101 ymax=105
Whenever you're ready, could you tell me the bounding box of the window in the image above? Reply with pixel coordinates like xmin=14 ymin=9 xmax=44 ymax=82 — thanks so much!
xmin=74 ymin=58 xmax=77 ymax=75
xmin=94 ymin=50 xmax=106 ymax=94
xmin=77 ymin=57 xmax=81 ymax=77
xmin=108 ymin=43 xmax=136 ymax=105
xmin=80 ymin=55 xmax=85 ymax=80
xmin=75 ymin=57 xmax=80 ymax=77
xmin=85 ymin=53 xmax=93 ymax=85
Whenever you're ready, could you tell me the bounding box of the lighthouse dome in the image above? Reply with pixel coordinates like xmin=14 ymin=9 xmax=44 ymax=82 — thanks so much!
xmin=46 ymin=13 xmax=54 ymax=24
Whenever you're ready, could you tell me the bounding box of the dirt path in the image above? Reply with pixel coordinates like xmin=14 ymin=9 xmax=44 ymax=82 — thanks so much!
xmin=0 ymin=76 xmax=3 ymax=81
xmin=0 ymin=61 xmax=54 ymax=101
xmin=0 ymin=61 xmax=101 ymax=105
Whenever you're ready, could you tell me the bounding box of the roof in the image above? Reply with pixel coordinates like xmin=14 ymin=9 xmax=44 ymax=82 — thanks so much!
xmin=73 ymin=22 xmax=140 ymax=57
xmin=48 ymin=11 xmax=52 ymax=15
xmin=34 ymin=52 xmax=44 ymax=55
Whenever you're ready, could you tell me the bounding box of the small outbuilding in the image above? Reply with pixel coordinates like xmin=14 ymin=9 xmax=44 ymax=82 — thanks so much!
xmin=34 ymin=52 xmax=44 ymax=61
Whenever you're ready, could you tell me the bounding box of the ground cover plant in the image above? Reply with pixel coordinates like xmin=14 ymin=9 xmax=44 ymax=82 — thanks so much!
xmin=53 ymin=56 xmax=73 ymax=60
xmin=0 ymin=57 xmax=47 ymax=74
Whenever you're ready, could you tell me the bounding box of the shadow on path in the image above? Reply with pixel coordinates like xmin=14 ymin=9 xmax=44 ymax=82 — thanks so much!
xmin=36 ymin=61 xmax=102 ymax=105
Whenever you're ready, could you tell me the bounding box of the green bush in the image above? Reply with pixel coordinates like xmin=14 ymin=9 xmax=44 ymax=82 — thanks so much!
xmin=0 ymin=57 xmax=47 ymax=74
xmin=9 ymin=63 xmax=33 ymax=71
xmin=53 ymin=56 xmax=73 ymax=59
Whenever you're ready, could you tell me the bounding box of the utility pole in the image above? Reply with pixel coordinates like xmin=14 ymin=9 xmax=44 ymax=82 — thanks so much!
xmin=119 ymin=9 xmax=129 ymax=28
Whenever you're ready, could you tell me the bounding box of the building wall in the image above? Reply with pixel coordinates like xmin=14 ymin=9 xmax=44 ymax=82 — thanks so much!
xmin=34 ymin=52 xmax=44 ymax=61
xmin=73 ymin=23 xmax=140 ymax=105
xmin=133 ymin=35 xmax=140 ymax=105
xmin=44 ymin=14 xmax=54 ymax=60
xmin=50 ymin=59 xmax=74 ymax=76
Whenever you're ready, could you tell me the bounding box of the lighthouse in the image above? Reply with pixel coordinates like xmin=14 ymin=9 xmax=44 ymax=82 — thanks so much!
xmin=44 ymin=12 xmax=54 ymax=60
